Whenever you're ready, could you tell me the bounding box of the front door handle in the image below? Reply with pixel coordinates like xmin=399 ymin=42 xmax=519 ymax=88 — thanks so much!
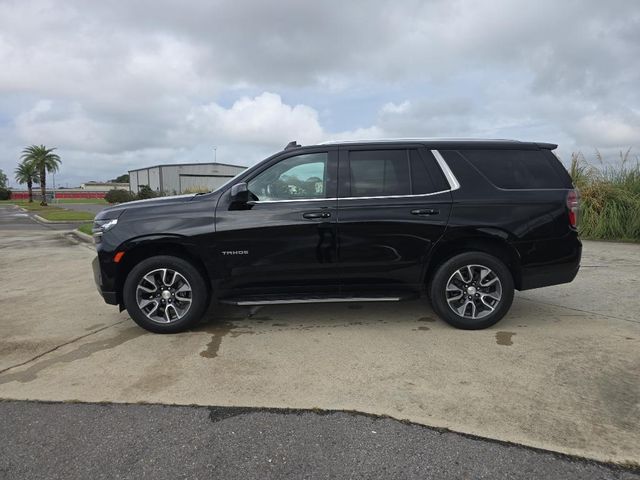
xmin=303 ymin=211 xmax=331 ymax=219
xmin=411 ymin=208 xmax=439 ymax=216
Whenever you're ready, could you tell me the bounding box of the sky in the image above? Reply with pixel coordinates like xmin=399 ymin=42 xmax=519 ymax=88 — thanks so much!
xmin=0 ymin=0 xmax=639 ymax=187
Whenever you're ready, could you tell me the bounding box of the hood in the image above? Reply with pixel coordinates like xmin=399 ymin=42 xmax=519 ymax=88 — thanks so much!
xmin=96 ymin=194 xmax=198 ymax=220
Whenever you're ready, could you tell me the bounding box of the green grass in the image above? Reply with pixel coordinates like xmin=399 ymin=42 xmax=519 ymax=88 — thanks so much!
xmin=0 ymin=198 xmax=107 ymax=205
xmin=52 ymin=198 xmax=108 ymax=204
xmin=37 ymin=208 xmax=95 ymax=222
xmin=570 ymin=150 xmax=640 ymax=241
xmin=77 ymin=223 xmax=93 ymax=235
xmin=0 ymin=201 xmax=96 ymax=222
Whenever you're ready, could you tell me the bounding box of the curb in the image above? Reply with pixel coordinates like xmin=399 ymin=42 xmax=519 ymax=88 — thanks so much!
xmin=71 ymin=229 xmax=93 ymax=244
xmin=33 ymin=214 xmax=86 ymax=224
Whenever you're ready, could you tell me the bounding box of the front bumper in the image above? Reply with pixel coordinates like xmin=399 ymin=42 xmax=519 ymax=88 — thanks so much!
xmin=92 ymin=256 xmax=118 ymax=305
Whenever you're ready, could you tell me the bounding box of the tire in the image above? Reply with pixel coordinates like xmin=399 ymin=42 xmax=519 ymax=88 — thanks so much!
xmin=429 ymin=252 xmax=514 ymax=330
xmin=123 ymin=255 xmax=210 ymax=333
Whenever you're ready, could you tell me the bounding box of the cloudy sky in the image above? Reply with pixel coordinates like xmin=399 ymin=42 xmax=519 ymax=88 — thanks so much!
xmin=1 ymin=0 xmax=639 ymax=187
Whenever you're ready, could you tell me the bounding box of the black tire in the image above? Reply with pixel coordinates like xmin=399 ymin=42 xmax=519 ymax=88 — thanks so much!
xmin=123 ymin=255 xmax=210 ymax=333
xmin=429 ymin=252 xmax=514 ymax=330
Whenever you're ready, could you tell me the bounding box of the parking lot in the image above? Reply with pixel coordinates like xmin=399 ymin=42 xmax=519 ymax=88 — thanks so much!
xmin=0 ymin=205 xmax=639 ymax=473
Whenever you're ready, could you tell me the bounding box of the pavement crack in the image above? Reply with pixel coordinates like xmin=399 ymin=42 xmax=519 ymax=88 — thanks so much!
xmin=0 ymin=320 xmax=129 ymax=376
xmin=517 ymin=297 xmax=640 ymax=325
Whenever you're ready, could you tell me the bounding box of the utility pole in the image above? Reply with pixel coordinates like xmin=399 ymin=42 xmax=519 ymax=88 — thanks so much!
xmin=213 ymin=146 xmax=217 ymax=164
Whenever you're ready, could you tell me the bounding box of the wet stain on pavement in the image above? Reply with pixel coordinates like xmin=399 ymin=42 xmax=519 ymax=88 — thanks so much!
xmin=0 ymin=327 xmax=145 ymax=385
xmin=348 ymin=304 xmax=363 ymax=310
xmin=413 ymin=326 xmax=430 ymax=331
xmin=199 ymin=321 xmax=236 ymax=359
xmin=495 ymin=331 xmax=516 ymax=346
xmin=199 ymin=321 xmax=255 ymax=359
xmin=418 ymin=317 xmax=435 ymax=322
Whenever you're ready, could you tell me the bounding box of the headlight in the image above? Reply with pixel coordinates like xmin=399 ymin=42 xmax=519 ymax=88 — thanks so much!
xmin=92 ymin=218 xmax=118 ymax=241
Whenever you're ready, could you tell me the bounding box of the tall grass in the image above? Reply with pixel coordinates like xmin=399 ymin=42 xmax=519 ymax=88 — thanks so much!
xmin=569 ymin=149 xmax=640 ymax=241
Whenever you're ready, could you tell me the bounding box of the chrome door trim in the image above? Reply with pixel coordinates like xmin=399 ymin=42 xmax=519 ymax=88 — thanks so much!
xmin=431 ymin=149 xmax=461 ymax=191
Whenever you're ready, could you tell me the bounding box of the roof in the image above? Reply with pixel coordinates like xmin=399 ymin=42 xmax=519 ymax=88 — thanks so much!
xmin=82 ymin=182 xmax=129 ymax=186
xmin=129 ymin=162 xmax=247 ymax=173
xmin=310 ymin=138 xmax=557 ymax=150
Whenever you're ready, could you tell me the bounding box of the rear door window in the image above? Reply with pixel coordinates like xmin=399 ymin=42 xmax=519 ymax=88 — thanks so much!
xmin=460 ymin=149 xmax=569 ymax=189
xmin=348 ymin=149 xmax=410 ymax=197
xmin=346 ymin=149 xmax=450 ymax=197
xmin=412 ymin=149 xmax=451 ymax=193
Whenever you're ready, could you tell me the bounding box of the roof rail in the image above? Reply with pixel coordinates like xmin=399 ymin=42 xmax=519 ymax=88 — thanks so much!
xmin=284 ymin=141 xmax=301 ymax=150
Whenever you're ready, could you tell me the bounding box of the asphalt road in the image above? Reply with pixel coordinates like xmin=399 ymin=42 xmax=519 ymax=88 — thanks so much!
xmin=1 ymin=400 xmax=637 ymax=480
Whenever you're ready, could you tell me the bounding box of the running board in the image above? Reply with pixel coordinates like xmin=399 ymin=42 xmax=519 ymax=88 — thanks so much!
xmin=221 ymin=296 xmax=402 ymax=306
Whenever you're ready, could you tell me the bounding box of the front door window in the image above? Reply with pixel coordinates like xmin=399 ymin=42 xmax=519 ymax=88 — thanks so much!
xmin=248 ymin=153 xmax=328 ymax=201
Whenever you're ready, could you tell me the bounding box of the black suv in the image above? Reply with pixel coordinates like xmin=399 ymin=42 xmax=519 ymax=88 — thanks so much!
xmin=92 ymin=139 xmax=581 ymax=333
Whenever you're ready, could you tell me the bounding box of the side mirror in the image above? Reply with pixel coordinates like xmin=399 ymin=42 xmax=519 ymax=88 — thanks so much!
xmin=230 ymin=182 xmax=249 ymax=203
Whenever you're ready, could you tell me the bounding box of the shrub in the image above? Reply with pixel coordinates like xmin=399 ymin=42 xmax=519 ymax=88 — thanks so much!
xmin=105 ymin=189 xmax=135 ymax=204
xmin=0 ymin=188 xmax=11 ymax=200
xmin=569 ymin=149 xmax=640 ymax=241
xmin=136 ymin=184 xmax=158 ymax=200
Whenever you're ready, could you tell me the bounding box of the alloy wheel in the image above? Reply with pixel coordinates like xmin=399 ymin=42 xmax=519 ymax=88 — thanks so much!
xmin=136 ymin=268 xmax=193 ymax=324
xmin=445 ymin=264 xmax=502 ymax=319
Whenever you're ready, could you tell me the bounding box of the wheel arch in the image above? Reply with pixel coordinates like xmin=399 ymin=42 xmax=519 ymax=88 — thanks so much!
xmin=425 ymin=230 xmax=522 ymax=290
xmin=115 ymin=236 xmax=210 ymax=308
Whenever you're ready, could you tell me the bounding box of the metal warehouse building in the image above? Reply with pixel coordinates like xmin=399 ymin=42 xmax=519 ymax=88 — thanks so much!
xmin=128 ymin=162 xmax=246 ymax=195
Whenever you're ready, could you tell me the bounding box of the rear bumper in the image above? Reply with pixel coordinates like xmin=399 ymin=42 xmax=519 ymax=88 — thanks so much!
xmin=92 ymin=256 xmax=118 ymax=305
xmin=517 ymin=236 xmax=582 ymax=290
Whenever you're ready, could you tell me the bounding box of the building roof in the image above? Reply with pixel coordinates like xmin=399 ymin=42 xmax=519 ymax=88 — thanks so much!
xmin=81 ymin=182 xmax=129 ymax=186
xmin=129 ymin=162 xmax=247 ymax=173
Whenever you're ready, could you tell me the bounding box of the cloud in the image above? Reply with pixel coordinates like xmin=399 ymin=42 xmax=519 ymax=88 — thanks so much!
xmin=178 ymin=93 xmax=324 ymax=147
xmin=0 ymin=0 xmax=639 ymax=185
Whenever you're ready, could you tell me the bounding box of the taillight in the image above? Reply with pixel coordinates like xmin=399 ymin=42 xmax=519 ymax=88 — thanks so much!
xmin=567 ymin=189 xmax=579 ymax=229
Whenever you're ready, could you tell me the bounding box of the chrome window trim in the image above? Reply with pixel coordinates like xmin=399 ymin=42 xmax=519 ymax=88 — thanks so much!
xmin=250 ymin=189 xmax=452 ymax=204
xmin=249 ymin=149 xmax=461 ymax=204
xmin=251 ymin=197 xmax=335 ymax=204
xmin=431 ymin=149 xmax=460 ymax=191
xmin=337 ymin=189 xmax=451 ymax=201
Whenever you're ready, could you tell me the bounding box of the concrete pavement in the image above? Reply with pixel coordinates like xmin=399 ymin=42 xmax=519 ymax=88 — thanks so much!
xmin=0 ymin=219 xmax=638 ymax=465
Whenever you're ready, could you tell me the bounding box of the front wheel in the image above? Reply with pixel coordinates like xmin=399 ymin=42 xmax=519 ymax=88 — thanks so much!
xmin=123 ymin=255 xmax=210 ymax=333
xmin=429 ymin=252 xmax=514 ymax=330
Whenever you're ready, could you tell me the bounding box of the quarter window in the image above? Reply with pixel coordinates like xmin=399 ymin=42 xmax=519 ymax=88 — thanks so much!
xmin=248 ymin=153 xmax=328 ymax=201
xmin=460 ymin=149 xmax=568 ymax=189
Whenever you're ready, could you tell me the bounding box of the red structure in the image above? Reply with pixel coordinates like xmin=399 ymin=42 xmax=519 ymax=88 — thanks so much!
xmin=11 ymin=190 xmax=107 ymax=200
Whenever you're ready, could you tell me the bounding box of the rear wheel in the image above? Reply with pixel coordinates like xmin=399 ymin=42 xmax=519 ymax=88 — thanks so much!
xmin=123 ymin=255 xmax=209 ymax=333
xmin=429 ymin=252 xmax=514 ymax=330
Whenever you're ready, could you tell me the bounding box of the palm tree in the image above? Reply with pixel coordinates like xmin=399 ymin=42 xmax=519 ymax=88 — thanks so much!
xmin=21 ymin=145 xmax=61 ymax=206
xmin=14 ymin=160 xmax=40 ymax=203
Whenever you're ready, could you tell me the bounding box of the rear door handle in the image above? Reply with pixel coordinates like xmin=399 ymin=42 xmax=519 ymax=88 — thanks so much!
xmin=411 ymin=208 xmax=439 ymax=216
xmin=303 ymin=211 xmax=331 ymax=219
